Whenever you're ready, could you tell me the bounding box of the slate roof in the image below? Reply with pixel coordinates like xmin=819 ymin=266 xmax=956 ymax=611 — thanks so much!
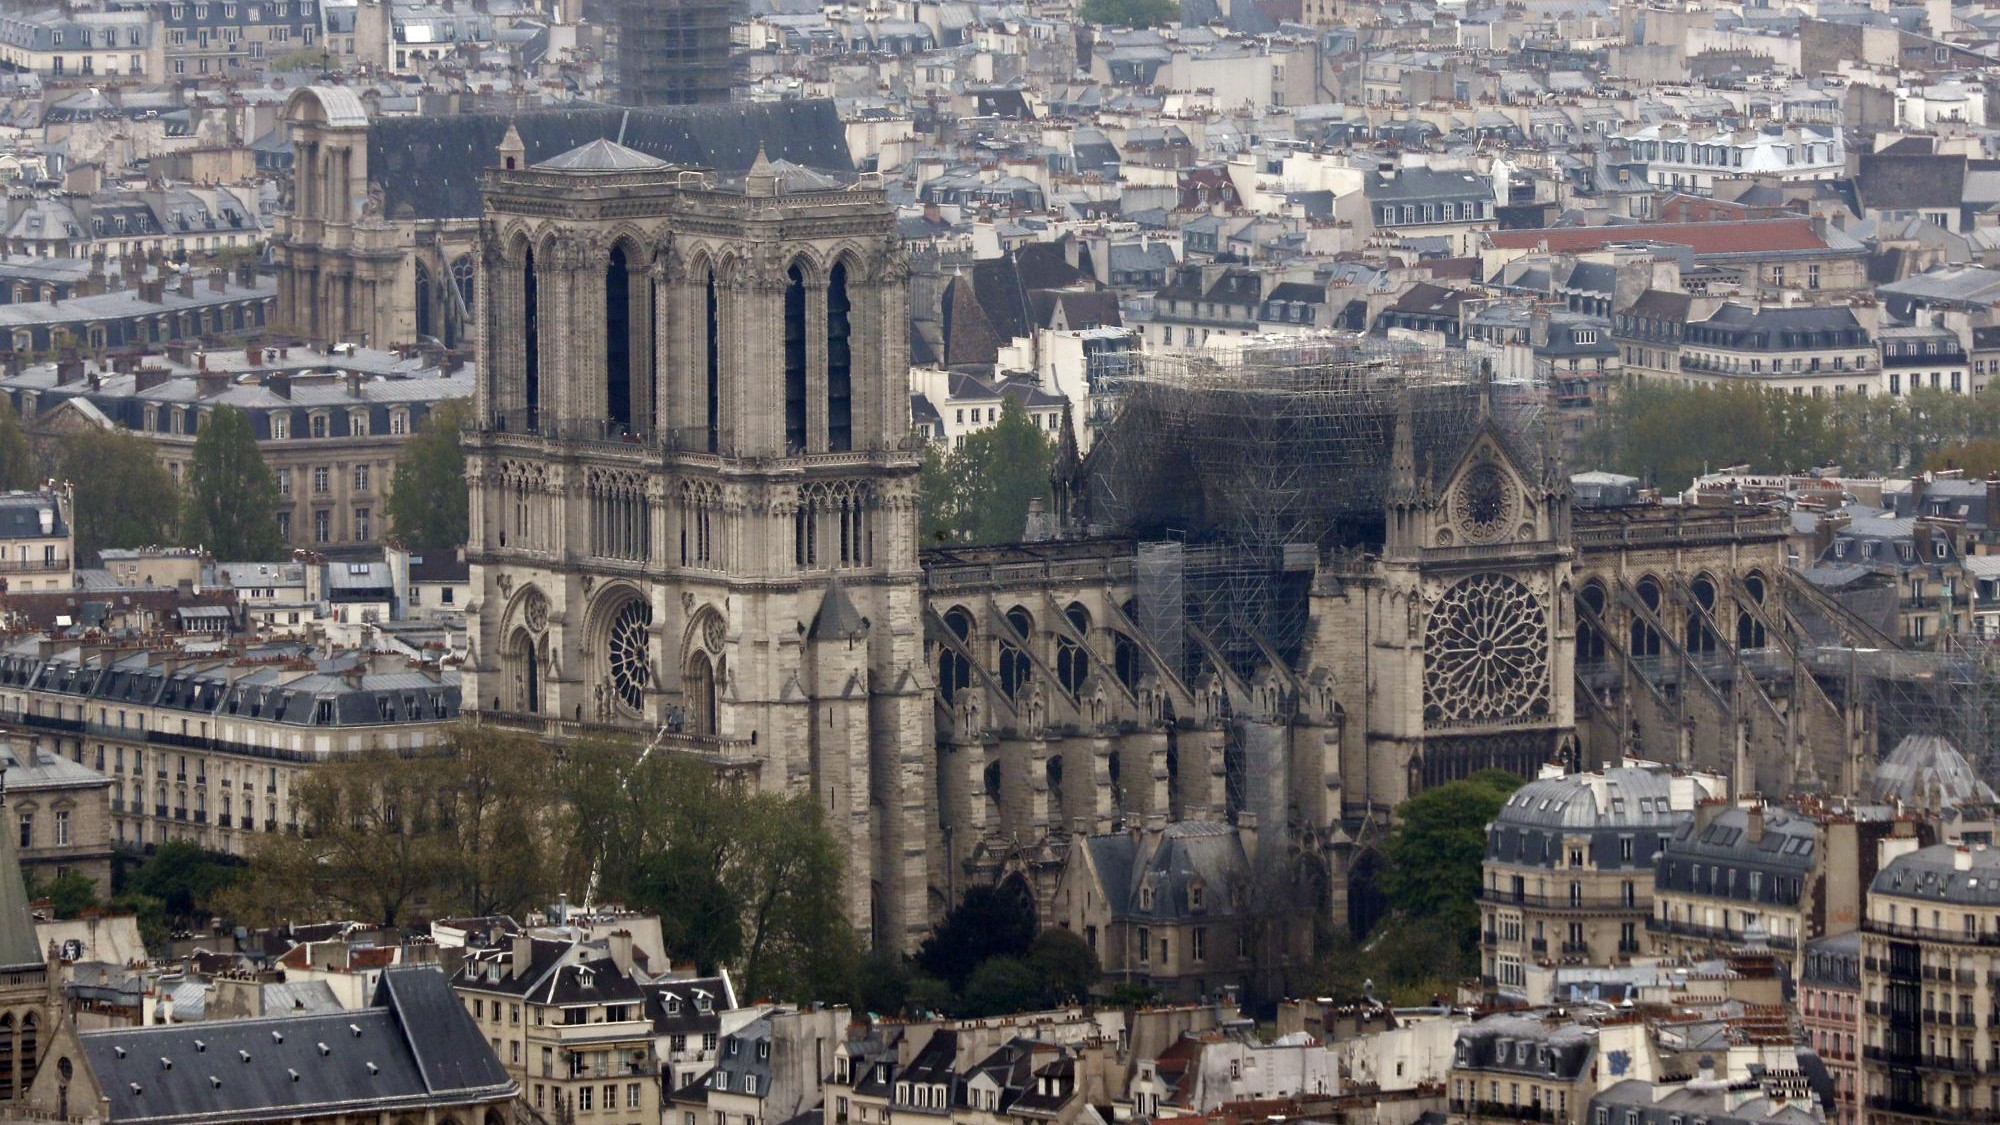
xmin=1859 ymin=152 xmax=1967 ymax=212
xmin=367 ymin=100 xmax=854 ymax=221
xmin=0 ymin=491 xmax=65 ymax=540
xmin=1485 ymin=219 xmax=1833 ymax=256
xmin=1872 ymin=844 xmax=2000 ymax=907
xmin=79 ymin=967 xmax=514 ymax=1125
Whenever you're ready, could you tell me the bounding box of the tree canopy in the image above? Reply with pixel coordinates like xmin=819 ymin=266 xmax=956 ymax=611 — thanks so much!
xmin=57 ymin=428 xmax=179 ymax=563
xmin=386 ymin=398 xmax=470 ymax=550
xmin=1380 ymin=769 xmax=1523 ymax=949
xmin=0 ymin=397 xmax=33 ymax=492
xmin=231 ymin=726 xmax=856 ymax=1001
xmin=1584 ymin=382 xmax=2000 ymax=485
xmin=920 ymin=397 xmax=1055 ymax=546
xmin=182 ymin=406 xmax=285 ymax=561
xmin=1078 ymin=0 xmax=1179 ymax=28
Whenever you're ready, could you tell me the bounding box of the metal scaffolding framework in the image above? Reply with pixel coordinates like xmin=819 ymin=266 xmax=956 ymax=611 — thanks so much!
xmin=1085 ymin=334 xmax=1546 ymax=682
xmin=1808 ymin=635 xmax=2000 ymax=788
xmin=612 ymin=0 xmax=735 ymax=107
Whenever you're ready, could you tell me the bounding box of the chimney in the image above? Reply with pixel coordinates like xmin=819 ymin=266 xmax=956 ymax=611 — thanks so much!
xmin=245 ymin=344 xmax=263 ymax=366
xmin=267 ymin=374 xmax=291 ymax=400
xmin=197 ymin=371 xmax=230 ymax=398
xmin=207 ymin=269 xmax=225 ymax=294
xmin=177 ymin=271 xmax=194 ymax=298
xmin=1745 ymin=803 xmax=1765 ymax=844
xmin=135 ymin=368 xmax=171 ymax=394
xmin=607 ymin=930 xmax=635 ymax=976
xmin=1954 ymin=846 xmax=1974 ymax=872
xmin=54 ymin=359 xmax=83 ymax=385
xmin=139 ymin=278 xmax=163 ymax=304
xmin=509 ymin=934 xmax=533 ymax=980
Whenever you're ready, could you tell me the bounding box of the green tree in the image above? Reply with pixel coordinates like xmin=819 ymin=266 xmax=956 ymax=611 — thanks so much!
xmin=916 ymin=881 xmax=1038 ymax=992
xmin=122 ymin=841 xmax=244 ymax=928
xmin=57 ymin=428 xmax=178 ymax=563
xmin=1027 ymin=927 xmax=1101 ymax=1005
xmin=1078 ymin=0 xmax=1179 ymax=28
xmin=27 ymin=870 xmax=99 ymax=919
xmin=565 ymin=741 xmax=859 ymax=1001
xmin=1380 ymin=769 xmax=1523 ymax=951
xmin=182 ymin=405 xmax=284 ymax=560
xmin=0 ymin=397 xmax=34 ymax=491
xmin=386 ymin=398 xmax=470 ymax=550
xmin=227 ymin=750 xmax=459 ymax=927
xmin=921 ymin=398 xmax=1055 ymax=546
xmin=230 ymin=726 xmax=568 ymax=928
xmin=959 ymin=956 xmax=1043 ymax=1017
xmin=1927 ymin=438 xmax=2000 ymax=478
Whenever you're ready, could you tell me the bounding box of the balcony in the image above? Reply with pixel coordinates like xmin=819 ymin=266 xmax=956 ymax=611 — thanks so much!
xmin=1529 ymin=938 xmax=1547 ymax=954
xmin=1477 ymin=888 xmax=1646 ymax=911
xmin=1560 ymin=941 xmax=1591 ymax=956
xmin=1881 ymin=350 xmax=1967 ymax=369
xmin=1648 ymin=915 xmax=1797 ymax=950
xmin=1865 ymin=920 xmax=2000 ymax=947
xmin=1448 ymin=1100 xmax=1560 ymax=1124
xmin=548 ymin=1018 xmax=654 ymax=1047
xmin=17 ymin=711 xmax=84 ymax=733
xmin=1617 ymin=939 xmax=1642 ymax=955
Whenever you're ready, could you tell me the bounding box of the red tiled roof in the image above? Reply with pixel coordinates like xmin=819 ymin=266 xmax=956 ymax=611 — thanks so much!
xmin=1483 ymin=217 xmax=1827 ymax=256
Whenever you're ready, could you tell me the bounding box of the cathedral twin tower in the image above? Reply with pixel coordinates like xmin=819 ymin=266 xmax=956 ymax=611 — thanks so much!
xmin=464 ymin=136 xmax=932 ymax=945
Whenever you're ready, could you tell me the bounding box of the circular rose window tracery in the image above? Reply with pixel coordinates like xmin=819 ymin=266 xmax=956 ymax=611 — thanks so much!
xmin=1449 ymin=462 xmax=1519 ymax=544
xmin=1424 ymin=573 xmax=1550 ymax=727
xmin=607 ymin=598 xmax=653 ymax=714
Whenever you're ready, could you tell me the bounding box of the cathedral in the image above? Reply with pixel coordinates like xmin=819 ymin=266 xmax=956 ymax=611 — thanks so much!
xmin=463 ymin=140 xmax=1869 ymax=951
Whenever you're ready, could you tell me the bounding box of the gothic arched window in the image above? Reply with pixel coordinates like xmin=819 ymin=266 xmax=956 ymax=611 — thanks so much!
xmin=606 ymin=245 xmax=633 ymax=431
xmin=827 ymin=261 xmax=853 ymax=451
xmin=784 ymin=264 xmax=808 ymax=453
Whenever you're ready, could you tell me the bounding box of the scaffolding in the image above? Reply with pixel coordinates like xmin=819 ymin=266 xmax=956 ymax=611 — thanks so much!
xmin=613 ymin=0 xmax=735 ymax=107
xmin=1807 ymin=634 xmax=2000 ymax=789
xmin=1085 ymin=334 xmax=1547 ymax=682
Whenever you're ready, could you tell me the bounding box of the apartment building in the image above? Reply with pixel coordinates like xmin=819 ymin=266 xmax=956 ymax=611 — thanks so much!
xmin=1447 ymin=1012 xmax=1596 ymax=1125
xmin=452 ymin=932 xmax=658 ymax=1125
xmin=1801 ymin=932 xmax=1861 ymax=1125
xmin=0 ymin=490 xmax=75 ymax=593
xmin=1858 ymin=844 xmax=2000 ymax=1125
xmin=1480 ymin=764 xmax=1724 ymax=997
xmin=0 ymin=10 xmax=159 ymax=79
xmin=0 ymin=639 xmax=461 ymax=854
xmin=1677 ymin=304 xmax=1878 ymax=397
xmin=1651 ymin=804 xmax=1924 ymax=971
xmin=1 ymin=736 xmax=112 ymax=895
xmin=4 ymin=350 xmax=469 ymax=552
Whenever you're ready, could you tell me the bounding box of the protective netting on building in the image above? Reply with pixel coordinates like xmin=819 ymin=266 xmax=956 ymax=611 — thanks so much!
xmin=1085 ymin=334 xmax=1547 ymax=682
xmin=1085 ymin=334 xmax=1543 ymax=551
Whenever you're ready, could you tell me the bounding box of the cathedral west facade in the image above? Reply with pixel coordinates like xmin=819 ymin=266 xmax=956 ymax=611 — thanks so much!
xmin=463 ymin=139 xmax=1866 ymax=953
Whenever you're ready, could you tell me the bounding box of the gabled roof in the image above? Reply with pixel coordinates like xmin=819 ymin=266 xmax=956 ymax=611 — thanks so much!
xmin=81 ymin=967 xmax=513 ymax=1125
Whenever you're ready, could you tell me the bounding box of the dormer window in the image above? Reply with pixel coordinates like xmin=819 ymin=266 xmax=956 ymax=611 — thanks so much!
xmin=1189 ymin=882 xmax=1205 ymax=911
xmin=1139 ymin=885 xmax=1154 ymax=911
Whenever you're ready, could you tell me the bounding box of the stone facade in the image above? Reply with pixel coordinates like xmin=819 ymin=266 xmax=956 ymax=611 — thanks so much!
xmin=464 ymin=142 xmax=927 ymax=946
xmin=463 ymin=144 xmax=1865 ymax=953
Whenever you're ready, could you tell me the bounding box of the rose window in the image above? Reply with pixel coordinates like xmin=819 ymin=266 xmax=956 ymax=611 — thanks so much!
xmin=1423 ymin=573 xmax=1550 ymax=726
xmin=607 ymin=599 xmax=653 ymax=713
xmin=1449 ymin=462 xmax=1519 ymax=544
